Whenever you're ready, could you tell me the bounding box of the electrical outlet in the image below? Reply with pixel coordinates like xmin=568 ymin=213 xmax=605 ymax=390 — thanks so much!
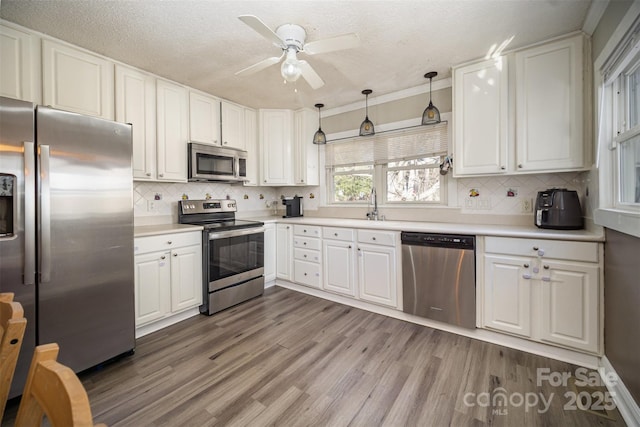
xmin=465 ymin=199 xmax=475 ymax=209
xmin=521 ymin=198 xmax=532 ymax=213
xmin=478 ymin=198 xmax=492 ymax=210
xmin=147 ymin=200 xmax=157 ymax=212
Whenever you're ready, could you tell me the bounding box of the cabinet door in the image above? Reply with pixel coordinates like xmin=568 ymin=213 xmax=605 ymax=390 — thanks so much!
xmin=170 ymin=244 xmax=203 ymax=313
xmin=115 ymin=65 xmax=156 ymax=180
xmin=221 ymin=100 xmax=245 ymax=150
xmin=263 ymin=223 xmax=276 ymax=282
xmin=358 ymin=243 xmax=397 ymax=307
xmin=276 ymin=224 xmax=292 ymax=280
xmin=0 ymin=24 xmax=40 ymax=103
xmin=243 ymin=108 xmax=259 ymax=186
xmin=516 ymin=36 xmax=584 ymax=172
xmin=453 ymin=57 xmax=509 ymax=176
xmin=260 ymin=110 xmax=293 ymax=185
xmin=483 ymin=254 xmax=531 ymax=337
xmin=42 ymin=39 xmax=114 ymax=119
xmin=156 ymin=79 xmax=188 ymax=182
xmin=294 ymin=109 xmax=319 ymax=185
xmin=538 ymin=260 xmax=598 ymax=352
xmin=190 ymin=91 xmax=220 ymax=145
xmin=134 ymin=251 xmax=171 ymax=327
xmin=323 ymin=240 xmax=356 ymax=297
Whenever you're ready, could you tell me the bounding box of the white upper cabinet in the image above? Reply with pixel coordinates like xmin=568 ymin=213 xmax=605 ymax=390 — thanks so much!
xmin=0 ymin=23 xmax=40 ymax=103
xmin=156 ymin=78 xmax=189 ymax=182
xmin=189 ymin=91 xmax=220 ymax=145
xmin=453 ymin=34 xmax=587 ymax=176
xmin=221 ymin=100 xmax=246 ymax=150
xmin=42 ymin=39 xmax=114 ymax=119
xmin=515 ymin=36 xmax=584 ymax=172
xmin=453 ymin=57 xmax=509 ymax=175
xmin=294 ymin=109 xmax=319 ymax=185
xmin=260 ymin=109 xmax=294 ymax=185
xmin=115 ymin=65 xmax=156 ymax=181
xmin=243 ymin=108 xmax=259 ymax=186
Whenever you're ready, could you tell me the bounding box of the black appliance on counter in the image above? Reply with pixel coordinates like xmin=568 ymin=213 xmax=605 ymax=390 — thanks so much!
xmin=535 ymin=188 xmax=583 ymax=230
xmin=282 ymin=196 xmax=303 ymax=218
xmin=178 ymin=199 xmax=265 ymax=315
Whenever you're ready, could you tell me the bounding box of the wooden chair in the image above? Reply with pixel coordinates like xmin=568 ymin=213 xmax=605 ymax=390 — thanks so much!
xmin=14 ymin=343 xmax=106 ymax=427
xmin=0 ymin=292 xmax=27 ymax=422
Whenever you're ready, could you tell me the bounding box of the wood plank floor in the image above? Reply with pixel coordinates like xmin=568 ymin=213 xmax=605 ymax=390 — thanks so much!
xmin=2 ymin=286 xmax=626 ymax=426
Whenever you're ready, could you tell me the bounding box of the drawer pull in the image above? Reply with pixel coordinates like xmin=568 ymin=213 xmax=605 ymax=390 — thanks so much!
xmin=304 ymin=229 xmax=307 ymax=233
xmin=334 ymin=232 xmax=338 ymax=236
xmin=160 ymin=255 xmax=166 ymax=260
xmin=348 ymin=245 xmax=352 ymax=249
xmin=533 ymin=246 xmax=539 ymax=251
xmin=303 ymin=242 xmax=307 ymax=245
xmin=372 ymin=237 xmax=376 ymax=241
xmin=523 ymin=263 xmax=529 ymax=268
xmin=543 ymin=265 xmax=549 ymax=270
xmin=304 ymin=272 xmax=307 ymax=276
xmin=167 ymin=241 xmax=172 ymax=245
xmin=173 ymin=253 xmax=178 ymax=257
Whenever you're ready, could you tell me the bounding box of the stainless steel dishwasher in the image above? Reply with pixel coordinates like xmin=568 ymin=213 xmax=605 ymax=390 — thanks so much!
xmin=401 ymin=232 xmax=476 ymax=329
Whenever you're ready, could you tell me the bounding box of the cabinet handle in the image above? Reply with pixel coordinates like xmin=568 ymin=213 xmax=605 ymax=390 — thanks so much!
xmin=287 ymin=226 xmax=290 ymax=229
xmin=304 ymin=254 xmax=307 ymax=258
xmin=160 ymin=255 xmax=166 ymax=260
xmin=173 ymin=253 xmax=178 ymax=257
xmin=303 ymin=229 xmax=307 ymax=233
xmin=543 ymin=265 xmax=549 ymax=270
xmin=357 ymin=248 xmax=361 ymax=251
xmin=348 ymin=245 xmax=352 ymax=249
xmin=146 ymin=173 xmax=151 ymax=176
xmin=518 ymin=164 xmax=523 ymax=168
xmin=303 ymin=242 xmax=307 ymax=245
xmin=533 ymin=246 xmax=539 ymax=251
xmin=224 ymin=141 xmax=228 ymax=145
xmin=167 ymin=241 xmax=172 ymax=245
xmin=523 ymin=263 xmax=529 ymax=268
xmin=372 ymin=237 xmax=376 ymax=241
xmin=500 ymin=166 xmax=505 ymax=170
xmin=334 ymin=232 xmax=338 ymax=236
xmin=304 ymin=272 xmax=307 ymax=276
xmin=158 ymin=173 xmax=164 ymax=177
xmin=301 ymin=179 xmax=304 ymax=182
xmin=214 ymin=140 xmax=218 ymax=144
xmin=264 ymin=180 xmax=267 ymax=183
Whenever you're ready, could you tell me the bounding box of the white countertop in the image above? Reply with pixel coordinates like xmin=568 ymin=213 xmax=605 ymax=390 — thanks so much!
xmin=134 ymin=223 xmax=203 ymax=237
xmin=249 ymin=216 xmax=605 ymax=242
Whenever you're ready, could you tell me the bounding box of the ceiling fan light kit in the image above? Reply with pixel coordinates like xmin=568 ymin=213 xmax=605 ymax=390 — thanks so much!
xmin=236 ymin=15 xmax=360 ymax=90
xmin=359 ymin=89 xmax=375 ymax=136
xmin=422 ymin=71 xmax=441 ymax=125
xmin=313 ymin=103 xmax=327 ymax=145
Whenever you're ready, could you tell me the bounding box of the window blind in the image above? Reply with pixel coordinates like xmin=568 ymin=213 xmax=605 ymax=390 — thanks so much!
xmin=602 ymin=15 xmax=640 ymax=85
xmin=325 ymin=122 xmax=448 ymax=168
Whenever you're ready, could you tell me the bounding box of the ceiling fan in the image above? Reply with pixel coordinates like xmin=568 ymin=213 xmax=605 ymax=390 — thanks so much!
xmin=235 ymin=15 xmax=360 ymax=89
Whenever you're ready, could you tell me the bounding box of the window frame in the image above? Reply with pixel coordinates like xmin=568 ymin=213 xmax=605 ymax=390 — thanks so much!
xmin=382 ymin=155 xmax=447 ymax=205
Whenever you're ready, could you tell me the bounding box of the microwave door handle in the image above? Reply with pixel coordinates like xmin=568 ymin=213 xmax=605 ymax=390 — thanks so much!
xmin=23 ymin=141 xmax=36 ymax=285
xmin=39 ymin=144 xmax=51 ymax=283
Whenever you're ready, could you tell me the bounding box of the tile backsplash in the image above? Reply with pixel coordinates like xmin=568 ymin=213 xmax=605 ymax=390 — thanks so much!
xmin=135 ymin=171 xmax=591 ymax=223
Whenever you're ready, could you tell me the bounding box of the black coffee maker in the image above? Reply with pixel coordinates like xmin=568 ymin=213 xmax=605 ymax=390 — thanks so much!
xmin=282 ymin=196 xmax=303 ymax=218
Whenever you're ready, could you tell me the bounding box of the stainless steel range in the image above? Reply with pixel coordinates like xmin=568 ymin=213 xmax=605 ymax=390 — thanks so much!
xmin=178 ymin=199 xmax=264 ymax=315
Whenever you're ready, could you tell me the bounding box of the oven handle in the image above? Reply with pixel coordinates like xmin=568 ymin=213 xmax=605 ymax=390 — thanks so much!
xmin=208 ymin=227 xmax=265 ymax=240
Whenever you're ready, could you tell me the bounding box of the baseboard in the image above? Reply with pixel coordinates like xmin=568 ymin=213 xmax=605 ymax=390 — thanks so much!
xmin=135 ymin=307 xmax=200 ymax=339
xmin=600 ymin=356 xmax=640 ymax=426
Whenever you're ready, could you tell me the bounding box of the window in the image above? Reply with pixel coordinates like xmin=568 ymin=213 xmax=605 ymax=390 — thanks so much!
xmin=325 ymin=123 xmax=448 ymax=204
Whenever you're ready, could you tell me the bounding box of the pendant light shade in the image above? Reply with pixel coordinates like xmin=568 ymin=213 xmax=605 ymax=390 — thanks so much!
xmin=422 ymin=71 xmax=441 ymax=125
xmin=313 ymin=103 xmax=327 ymax=145
xmin=359 ymin=89 xmax=375 ymax=136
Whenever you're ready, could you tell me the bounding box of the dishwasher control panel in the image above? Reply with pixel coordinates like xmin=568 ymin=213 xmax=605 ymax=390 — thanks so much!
xmin=401 ymin=232 xmax=475 ymax=250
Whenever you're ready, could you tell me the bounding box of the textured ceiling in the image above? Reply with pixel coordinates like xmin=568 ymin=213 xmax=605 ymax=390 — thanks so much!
xmin=0 ymin=0 xmax=593 ymax=110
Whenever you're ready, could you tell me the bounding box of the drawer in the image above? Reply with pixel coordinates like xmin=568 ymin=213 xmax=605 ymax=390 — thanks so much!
xmin=294 ymin=248 xmax=321 ymax=263
xmin=323 ymin=227 xmax=355 ymax=242
xmin=357 ymin=229 xmax=398 ymax=247
xmin=294 ymin=260 xmax=321 ymax=288
xmin=293 ymin=224 xmax=321 ymax=237
xmin=484 ymin=236 xmax=598 ymax=262
xmin=135 ymin=231 xmax=201 ymax=255
xmin=293 ymin=236 xmax=321 ymax=251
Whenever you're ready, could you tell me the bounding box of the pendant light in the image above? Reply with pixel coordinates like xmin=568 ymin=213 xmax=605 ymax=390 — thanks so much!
xmin=422 ymin=71 xmax=441 ymax=125
xmin=359 ymin=89 xmax=375 ymax=136
xmin=313 ymin=103 xmax=327 ymax=145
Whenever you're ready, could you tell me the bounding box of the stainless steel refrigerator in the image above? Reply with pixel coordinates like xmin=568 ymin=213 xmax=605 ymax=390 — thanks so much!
xmin=0 ymin=96 xmax=135 ymax=398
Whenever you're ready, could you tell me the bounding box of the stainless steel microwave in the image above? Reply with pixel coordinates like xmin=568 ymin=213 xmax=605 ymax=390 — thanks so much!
xmin=188 ymin=142 xmax=248 ymax=182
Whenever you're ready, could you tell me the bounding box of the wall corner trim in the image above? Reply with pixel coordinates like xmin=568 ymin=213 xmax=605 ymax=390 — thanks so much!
xmin=600 ymin=355 xmax=640 ymax=426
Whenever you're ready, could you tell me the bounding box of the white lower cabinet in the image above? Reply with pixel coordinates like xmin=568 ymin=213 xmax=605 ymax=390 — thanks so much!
xmin=482 ymin=236 xmax=601 ymax=354
xmin=263 ymin=223 xmax=276 ymax=283
xmin=134 ymin=231 xmax=202 ymax=330
xmin=323 ymin=239 xmax=356 ymax=296
xmin=293 ymin=225 xmax=321 ymax=289
xmin=276 ymin=224 xmax=293 ymax=280
xmin=357 ymin=243 xmax=398 ymax=307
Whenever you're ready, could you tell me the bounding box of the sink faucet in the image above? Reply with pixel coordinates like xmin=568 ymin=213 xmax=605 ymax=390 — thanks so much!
xmin=366 ymin=187 xmax=379 ymax=220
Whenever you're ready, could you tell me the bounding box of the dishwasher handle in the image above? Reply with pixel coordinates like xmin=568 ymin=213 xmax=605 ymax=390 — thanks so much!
xmin=401 ymin=232 xmax=475 ymax=250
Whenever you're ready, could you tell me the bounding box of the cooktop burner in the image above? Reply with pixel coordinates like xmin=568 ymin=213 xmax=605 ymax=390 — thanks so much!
xmin=177 ymin=199 xmax=263 ymax=231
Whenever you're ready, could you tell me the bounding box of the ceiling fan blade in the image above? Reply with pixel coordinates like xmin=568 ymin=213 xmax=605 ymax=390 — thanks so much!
xmin=304 ymin=33 xmax=360 ymax=55
xmin=238 ymin=15 xmax=286 ymax=49
xmin=298 ymin=60 xmax=325 ymax=89
xmin=235 ymin=53 xmax=284 ymax=76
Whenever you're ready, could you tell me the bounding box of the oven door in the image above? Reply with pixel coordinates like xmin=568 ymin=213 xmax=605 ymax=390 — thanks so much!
xmin=207 ymin=227 xmax=265 ymax=291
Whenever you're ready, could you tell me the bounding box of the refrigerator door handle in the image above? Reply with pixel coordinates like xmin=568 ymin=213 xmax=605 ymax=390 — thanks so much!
xmin=23 ymin=141 xmax=36 ymax=285
xmin=39 ymin=144 xmax=51 ymax=283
